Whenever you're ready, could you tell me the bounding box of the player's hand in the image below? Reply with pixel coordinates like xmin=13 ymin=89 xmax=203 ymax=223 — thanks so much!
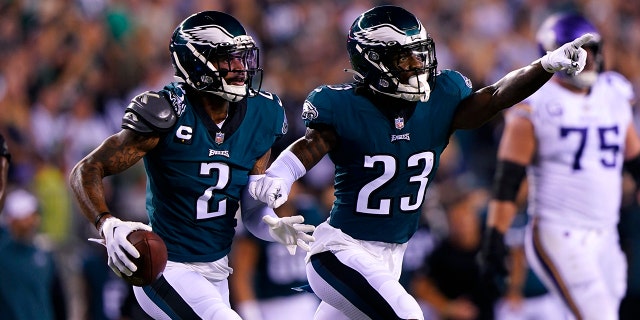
xmin=478 ymin=227 xmax=509 ymax=277
xmin=98 ymin=217 xmax=152 ymax=277
xmin=263 ymin=215 xmax=315 ymax=255
xmin=248 ymin=175 xmax=291 ymax=208
xmin=540 ymin=33 xmax=594 ymax=75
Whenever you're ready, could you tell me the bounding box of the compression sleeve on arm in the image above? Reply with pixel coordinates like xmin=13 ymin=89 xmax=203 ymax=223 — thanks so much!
xmin=241 ymin=174 xmax=276 ymax=241
xmin=492 ymin=160 xmax=526 ymax=202
xmin=265 ymin=149 xmax=307 ymax=182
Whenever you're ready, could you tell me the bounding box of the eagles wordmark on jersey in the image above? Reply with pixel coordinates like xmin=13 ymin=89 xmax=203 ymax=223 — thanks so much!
xmin=303 ymin=69 xmax=472 ymax=244
xmin=129 ymin=83 xmax=286 ymax=263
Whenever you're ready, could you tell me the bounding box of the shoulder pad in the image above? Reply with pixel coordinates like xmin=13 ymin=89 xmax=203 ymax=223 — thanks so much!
xmin=122 ymin=91 xmax=177 ymax=133
xmin=600 ymin=71 xmax=634 ymax=102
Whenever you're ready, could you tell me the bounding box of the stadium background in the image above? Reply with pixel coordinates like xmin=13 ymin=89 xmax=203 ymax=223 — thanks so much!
xmin=1 ymin=0 xmax=639 ymax=319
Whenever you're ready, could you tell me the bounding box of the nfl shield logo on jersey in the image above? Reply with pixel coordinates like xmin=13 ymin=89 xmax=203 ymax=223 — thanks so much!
xmin=215 ymin=132 xmax=225 ymax=145
xmin=395 ymin=117 xmax=405 ymax=130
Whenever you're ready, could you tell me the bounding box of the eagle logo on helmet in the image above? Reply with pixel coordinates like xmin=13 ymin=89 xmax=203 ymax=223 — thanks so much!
xmin=352 ymin=23 xmax=426 ymax=46
xmin=180 ymin=25 xmax=234 ymax=46
xmin=353 ymin=24 xmax=407 ymax=46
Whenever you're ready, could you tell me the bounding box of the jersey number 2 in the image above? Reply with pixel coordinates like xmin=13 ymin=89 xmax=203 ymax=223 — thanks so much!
xmin=356 ymin=151 xmax=434 ymax=215
xmin=196 ymin=162 xmax=230 ymax=219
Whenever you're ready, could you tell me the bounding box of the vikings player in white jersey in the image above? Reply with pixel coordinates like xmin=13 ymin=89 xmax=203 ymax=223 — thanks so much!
xmin=482 ymin=12 xmax=640 ymax=320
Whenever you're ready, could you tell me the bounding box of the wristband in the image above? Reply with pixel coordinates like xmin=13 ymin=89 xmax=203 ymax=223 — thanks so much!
xmin=265 ymin=149 xmax=306 ymax=183
xmin=94 ymin=212 xmax=111 ymax=229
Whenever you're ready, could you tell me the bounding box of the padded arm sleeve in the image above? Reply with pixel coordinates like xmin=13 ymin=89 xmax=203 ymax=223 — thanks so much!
xmin=241 ymin=174 xmax=276 ymax=241
xmin=121 ymin=91 xmax=177 ymax=133
xmin=492 ymin=160 xmax=526 ymax=202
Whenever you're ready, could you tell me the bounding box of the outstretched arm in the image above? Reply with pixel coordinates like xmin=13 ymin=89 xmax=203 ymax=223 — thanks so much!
xmin=452 ymin=34 xmax=594 ymax=130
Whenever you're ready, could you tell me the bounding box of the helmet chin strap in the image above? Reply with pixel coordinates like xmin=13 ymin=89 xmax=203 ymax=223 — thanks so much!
xmin=210 ymin=78 xmax=247 ymax=102
xmin=399 ymin=74 xmax=431 ymax=102
xmin=374 ymin=73 xmax=431 ymax=102
xmin=344 ymin=68 xmax=431 ymax=102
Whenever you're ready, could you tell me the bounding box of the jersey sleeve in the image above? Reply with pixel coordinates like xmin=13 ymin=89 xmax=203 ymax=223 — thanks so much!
xmin=302 ymin=85 xmax=338 ymax=128
xmin=439 ymin=69 xmax=473 ymax=101
xmin=273 ymin=93 xmax=288 ymax=139
xmin=253 ymin=90 xmax=288 ymax=139
xmin=600 ymin=71 xmax=635 ymax=102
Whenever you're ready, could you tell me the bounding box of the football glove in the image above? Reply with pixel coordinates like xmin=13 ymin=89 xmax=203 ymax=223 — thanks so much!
xmin=478 ymin=227 xmax=509 ymax=277
xmin=249 ymin=176 xmax=291 ymax=209
xmin=263 ymin=215 xmax=315 ymax=255
xmin=540 ymin=33 xmax=594 ymax=75
xmin=90 ymin=217 xmax=152 ymax=277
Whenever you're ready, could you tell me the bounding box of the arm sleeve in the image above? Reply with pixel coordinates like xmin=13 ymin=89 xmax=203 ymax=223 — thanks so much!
xmin=240 ymin=175 xmax=276 ymax=242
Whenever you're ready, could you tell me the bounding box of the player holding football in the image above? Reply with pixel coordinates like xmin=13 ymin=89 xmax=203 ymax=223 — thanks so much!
xmin=69 ymin=11 xmax=315 ymax=320
xmin=248 ymin=5 xmax=594 ymax=320
xmin=481 ymin=12 xmax=640 ymax=320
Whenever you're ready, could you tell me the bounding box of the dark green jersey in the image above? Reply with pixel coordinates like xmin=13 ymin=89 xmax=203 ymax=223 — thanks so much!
xmin=303 ymin=70 xmax=472 ymax=243
xmin=133 ymin=83 xmax=286 ymax=262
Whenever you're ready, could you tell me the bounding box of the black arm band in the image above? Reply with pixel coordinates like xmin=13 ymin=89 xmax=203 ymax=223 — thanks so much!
xmin=492 ymin=160 xmax=526 ymax=201
xmin=94 ymin=212 xmax=111 ymax=229
xmin=624 ymin=154 xmax=640 ymax=187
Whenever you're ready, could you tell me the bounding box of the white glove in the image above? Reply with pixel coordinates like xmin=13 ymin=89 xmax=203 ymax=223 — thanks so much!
xmin=249 ymin=176 xmax=291 ymax=209
xmin=92 ymin=217 xmax=152 ymax=277
xmin=540 ymin=33 xmax=594 ymax=75
xmin=263 ymin=215 xmax=315 ymax=255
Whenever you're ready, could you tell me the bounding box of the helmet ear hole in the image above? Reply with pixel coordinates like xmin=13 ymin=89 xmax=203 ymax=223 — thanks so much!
xmin=367 ymin=51 xmax=380 ymax=62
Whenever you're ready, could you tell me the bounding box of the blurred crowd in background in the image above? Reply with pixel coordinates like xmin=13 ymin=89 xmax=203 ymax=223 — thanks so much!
xmin=1 ymin=0 xmax=640 ymax=319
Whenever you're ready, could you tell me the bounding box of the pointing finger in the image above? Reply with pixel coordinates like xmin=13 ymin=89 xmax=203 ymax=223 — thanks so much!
xmin=571 ymin=33 xmax=594 ymax=48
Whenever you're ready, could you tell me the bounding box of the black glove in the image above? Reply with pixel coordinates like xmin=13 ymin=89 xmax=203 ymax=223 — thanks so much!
xmin=477 ymin=226 xmax=509 ymax=301
xmin=478 ymin=226 xmax=509 ymax=277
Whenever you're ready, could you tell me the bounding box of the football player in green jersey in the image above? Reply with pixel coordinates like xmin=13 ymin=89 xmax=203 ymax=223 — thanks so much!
xmin=69 ymin=11 xmax=314 ymax=320
xmin=249 ymin=5 xmax=593 ymax=320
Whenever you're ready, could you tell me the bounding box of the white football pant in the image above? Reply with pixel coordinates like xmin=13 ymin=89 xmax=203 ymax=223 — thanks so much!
xmin=525 ymin=218 xmax=626 ymax=320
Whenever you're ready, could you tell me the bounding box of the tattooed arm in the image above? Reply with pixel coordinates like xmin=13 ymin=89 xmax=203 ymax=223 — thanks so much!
xmin=69 ymin=129 xmax=159 ymax=231
xmin=289 ymin=124 xmax=338 ymax=169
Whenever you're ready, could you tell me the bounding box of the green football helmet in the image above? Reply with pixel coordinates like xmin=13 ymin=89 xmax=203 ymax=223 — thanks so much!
xmin=347 ymin=5 xmax=437 ymax=102
xmin=169 ymin=11 xmax=261 ymax=102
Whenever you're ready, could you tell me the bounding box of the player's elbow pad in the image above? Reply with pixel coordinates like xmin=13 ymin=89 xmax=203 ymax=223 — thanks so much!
xmin=492 ymin=160 xmax=526 ymax=202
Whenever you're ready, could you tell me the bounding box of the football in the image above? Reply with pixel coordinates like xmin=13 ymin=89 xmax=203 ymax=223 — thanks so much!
xmin=122 ymin=230 xmax=168 ymax=286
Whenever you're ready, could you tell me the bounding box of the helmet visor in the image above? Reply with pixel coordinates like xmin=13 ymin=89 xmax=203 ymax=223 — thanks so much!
xmin=210 ymin=47 xmax=260 ymax=74
xmin=384 ymin=40 xmax=435 ymax=73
